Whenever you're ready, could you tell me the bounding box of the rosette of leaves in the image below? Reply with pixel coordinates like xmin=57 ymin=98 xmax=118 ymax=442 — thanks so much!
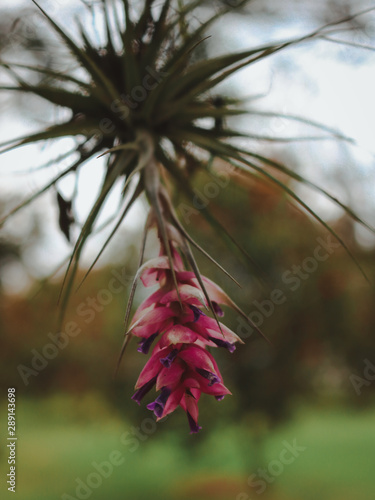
xmin=0 ymin=0 xmax=374 ymax=326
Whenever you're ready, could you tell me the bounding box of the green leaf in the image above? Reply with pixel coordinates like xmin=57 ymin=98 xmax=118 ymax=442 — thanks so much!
xmin=162 ymin=1 xmax=228 ymax=71
xmin=0 ymin=158 xmax=83 ymax=226
xmin=0 ymin=84 xmax=102 ymax=114
xmin=321 ymin=35 xmax=375 ymax=52
xmin=0 ymin=119 xmax=104 ymax=154
xmin=239 ymin=149 xmax=375 ymax=234
xmin=9 ymin=148 xmax=77 ymax=175
xmin=122 ymin=210 xmax=153 ymax=334
xmin=135 ymin=0 xmax=156 ymax=39
xmin=156 ymin=144 xmax=269 ymax=286
xmin=156 ymin=45 xmax=284 ymax=123
xmin=58 ymin=149 xmax=137 ymax=326
xmin=77 ymin=179 xmax=143 ymax=290
xmin=141 ymin=0 xmax=221 ymax=118
xmin=159 ymin=12 xmax=371 ymax=122
xmin=234 ymin=156 xmax=371 ymax=284
xmin=247 ymin=110 xmax=355 ymax=142
xmin=172 ymin=104 xmax=247 ymax=123
xmin=162 ymin=43 xmax=281 ymax=103
xmin=31 ymin=0 xmax=121 ymax=104
xmin=0 ymin=60 xmax=91 ymax=90
xmin=101 ymin=0 xmax=117 ymax=55
xmin=119 ymin=0 xmax=141 ymax=92
xmin=140 ymin=0 xmax=172 ymax=68
xmin=181 ymin=239 xmax=224 ymax=333
xmin=177 ymin=130 xmax=370 ymax=283
xmin=158 ymin=185 xmax=241 ymax=287
xmin=144 ymin=157 xmax=183 ymax=306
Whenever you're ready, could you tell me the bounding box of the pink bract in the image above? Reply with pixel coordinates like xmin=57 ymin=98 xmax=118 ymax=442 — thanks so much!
xmin=130 ymin=239 xmax=241 ymax=433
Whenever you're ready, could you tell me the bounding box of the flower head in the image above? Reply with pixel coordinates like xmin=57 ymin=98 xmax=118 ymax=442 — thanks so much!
xmin=129 ymin=232 xmax=241 ymax=432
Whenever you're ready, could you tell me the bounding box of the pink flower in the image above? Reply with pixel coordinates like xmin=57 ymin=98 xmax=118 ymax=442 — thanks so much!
xmin=129 ymin=240 xmax=241 ymax=433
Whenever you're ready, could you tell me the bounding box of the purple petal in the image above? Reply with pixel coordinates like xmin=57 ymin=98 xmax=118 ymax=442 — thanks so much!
xmin=215 ymin=395 xmax=225 ymax=401
xmin=208 ymin=336 xmax=236 ymax=353
xmin=195 ymin=367 xmax=220 ymax=386
xmin=137 ymin=333 xmax=159 ymax=354
xmin=189 ymin=305 xmax=205 ymax=322
xmin=212 ymin=301 xmax=224 ymax=317
xmin=187 ymin=411 xmax=202 ymax=434
xmin=131 ymin=376 xmax=157 ymax=405
xmin=160 ymin=348 xmax=178 ymax=368
xmin=147 ymin=387 xmax=171 ymax=418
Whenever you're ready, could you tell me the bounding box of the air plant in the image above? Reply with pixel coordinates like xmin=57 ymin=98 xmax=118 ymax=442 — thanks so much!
xmin=0 ymin=0 xmax=374 ymax=432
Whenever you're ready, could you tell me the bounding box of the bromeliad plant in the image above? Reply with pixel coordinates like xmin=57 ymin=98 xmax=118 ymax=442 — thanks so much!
xmin=1 ymin=1 xmax=374 ymax=431
xmin=127 ymin=215 xmax=245 ymax=432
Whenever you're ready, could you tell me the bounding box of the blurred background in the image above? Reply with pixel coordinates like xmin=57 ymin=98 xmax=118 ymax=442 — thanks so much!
xmin=1 ymin=1 xmax=375 ymax=499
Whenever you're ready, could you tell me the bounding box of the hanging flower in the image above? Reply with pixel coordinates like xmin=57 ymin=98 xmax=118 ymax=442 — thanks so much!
xmin=128 ymin=232 xmax=242 ymax=432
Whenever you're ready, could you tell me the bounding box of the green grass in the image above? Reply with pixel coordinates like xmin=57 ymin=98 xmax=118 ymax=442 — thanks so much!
xmin=2 ymin=395 xmax=375 ymax=500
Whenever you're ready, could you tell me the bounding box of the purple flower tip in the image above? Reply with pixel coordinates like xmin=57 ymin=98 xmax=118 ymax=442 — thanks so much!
xmin=212 ymin=301 xmax=224 ymax=317
xmin=209 ymin=336 xmax=236 ymax=353
xmin=160 ymin=348 xmax=178 ymax=368
xmin=131 ymin=376 xmax=157 ymax=405
xmin=215 ymin=395 xmax=225 ymax=401
xmin=187 ymin=411 xmax=202 ymax=434
xmin=146 ymin=401 xmax=163 ymax=418
xmin=189 ymin=305 xmax=205 ymax=322
xmin=147 ymin=387 xmax=171 ymax=418
xmin=137 ymin=332 xmax=158 ymax=354
xmin=195 ymin=367 xmax=220 ymax=386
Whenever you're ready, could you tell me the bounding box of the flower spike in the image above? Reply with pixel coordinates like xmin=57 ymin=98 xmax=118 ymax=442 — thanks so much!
xmin=128 ymin=204 xmax=241 ymax=432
